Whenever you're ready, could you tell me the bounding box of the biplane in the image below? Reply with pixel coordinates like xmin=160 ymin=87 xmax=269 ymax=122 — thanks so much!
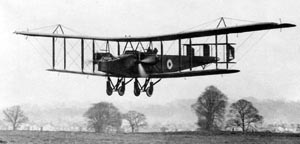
xmin=15 ymin=18 xmax=295 ymax=97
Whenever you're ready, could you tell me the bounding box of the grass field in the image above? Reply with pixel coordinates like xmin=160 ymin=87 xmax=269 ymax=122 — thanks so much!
xmin=0 ymin=130 xmax=299 ymax=144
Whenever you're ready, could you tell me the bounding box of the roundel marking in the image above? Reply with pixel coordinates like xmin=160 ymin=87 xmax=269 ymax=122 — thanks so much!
xmin=167 ymin=59 xmax=173 ymax=70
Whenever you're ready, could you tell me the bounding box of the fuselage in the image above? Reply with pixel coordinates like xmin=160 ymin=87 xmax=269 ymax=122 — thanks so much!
xmin=95 ymin=51 xmax=217 ymax=78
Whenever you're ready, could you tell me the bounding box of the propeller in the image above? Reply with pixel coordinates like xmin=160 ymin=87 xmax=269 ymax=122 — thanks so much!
xmin=140 ymin=55 xmax=158 ymax=64
xmin=138 ymin=63 xmax=147 ymax=77
xmin=136 ymin=53 xmax=158 ymax=77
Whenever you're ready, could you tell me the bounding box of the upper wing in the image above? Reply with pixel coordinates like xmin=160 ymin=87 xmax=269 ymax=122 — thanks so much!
xmin=15 ymin=22 xmax=295 ymax=42
xmin=148 ymin=69 xmax=240 ymax=78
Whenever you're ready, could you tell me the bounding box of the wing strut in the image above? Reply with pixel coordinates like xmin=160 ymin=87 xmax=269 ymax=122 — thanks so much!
xmin=225 ymin=34 xmax=229 ymax=69
xmin=160 ymin=41 xmax=163 ymax=72
xmin=92 ymin=39 xmax=95 ymax=72
xmin=178 ymin=39 xmax=182 ymax=71
xmin=52 ymin=37 xmax=55 ymax=69
xmin=215 ymin=35 xmax=218 ymax=69
xmin=117 ymin=41 xmax=120 ymax=56
xmin=63 ymin=38 xmax=66 ymax=70
xmin=81 ymin=39 xmax=84 ymax=72
xmin=189 ymin=38 xmax=192 ymax=71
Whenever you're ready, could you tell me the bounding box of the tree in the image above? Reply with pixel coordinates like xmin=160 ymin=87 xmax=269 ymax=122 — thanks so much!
xmin=123 ymin=110 xmax=147 ymax=132
xmin=84 ymin=102 xmax=122 ymax=133
xmin=160 ymin=126 xmax=168 ymax=132
xmin=3 ymin=105 xmax=28 ymax=130
xmin=226 ymin=99 xmax=263 ymax=132
xmin=192 ymin=85 xmax=228 ymax=131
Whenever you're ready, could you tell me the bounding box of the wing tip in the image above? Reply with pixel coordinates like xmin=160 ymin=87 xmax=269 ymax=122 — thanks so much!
xmin=280 ymin=23 xmax=296 ymax=28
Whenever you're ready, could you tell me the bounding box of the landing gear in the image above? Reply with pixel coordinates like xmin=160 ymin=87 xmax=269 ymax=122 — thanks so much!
xmin=106 ymin=77 xmax=132 ymax=96
xmin=146 ymin=82 xmax=154 ymax=97
xmin=134 ymin=79 xmax=141 ymax=96
xmin=105 ymin=77 xmax=160 ymax=97
xmin=106 ymin=80 xmax=113 ymax=96
xmin=118 ymin=81 xmax=125 ymax=96
xmin=133 ymin=78 xmax=161 ymax=97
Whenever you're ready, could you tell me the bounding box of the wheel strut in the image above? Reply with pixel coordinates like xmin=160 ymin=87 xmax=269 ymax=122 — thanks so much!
xmin=106 ymin=77 xmax=127 ymax=96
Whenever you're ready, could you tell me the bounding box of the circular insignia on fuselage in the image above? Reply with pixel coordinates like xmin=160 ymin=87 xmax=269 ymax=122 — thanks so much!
xmin=167 ymin=59 xmax=173 ymax=70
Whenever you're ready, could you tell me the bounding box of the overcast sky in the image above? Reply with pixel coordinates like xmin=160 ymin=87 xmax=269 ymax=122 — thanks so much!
xmin=0 ymin=0 xmax=300 ymax=108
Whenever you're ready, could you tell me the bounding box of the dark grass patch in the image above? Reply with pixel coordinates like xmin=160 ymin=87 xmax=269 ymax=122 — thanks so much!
xmin=0 ymin=130 xmax=299 ymax=144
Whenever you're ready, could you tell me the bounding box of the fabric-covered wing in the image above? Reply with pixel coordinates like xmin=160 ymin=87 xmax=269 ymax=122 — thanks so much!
xmin=47 ymin=69 xmax=110 ymax=77
xmin=148 ymin=69 xmax=240 ymax=78
xmin=15 ymin=22 xmax=295 ymax=42
xmin=47 ymin=69 xmax=239 ymax=78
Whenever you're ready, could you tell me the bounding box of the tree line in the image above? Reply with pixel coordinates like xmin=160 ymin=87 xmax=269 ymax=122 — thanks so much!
xmin=1 ymin=103 xmax=147 ymax=133
xmin=2 ymin=85 xmax=263 ymax=133
xmin=192 ymin=85 xmax=263 ymax=132
xmin=84 ymin=102 xmax=147 ymax=133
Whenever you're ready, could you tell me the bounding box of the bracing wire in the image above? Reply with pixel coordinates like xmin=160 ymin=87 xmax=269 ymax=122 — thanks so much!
xmin=65 ymin=40 xmax=82 ymax=69
xmin=179 ymin=18 xmax=221 ymax=33
xmin=27 ymin=38 xmax=52 ymax=67
xmin=230 ymin=30 xmax=270 ymax=69
xmin=54 ymin=40 xmax=65 ymax=66
xmin=27 ymin=24 xmax=59 ymax=32
xmin=60 ymin=25 xmax=83 ymax=35
xmin=165 ymin=18 xmax=221 ymax=55
xmin=236 ymin=32 xmax=255 ymax=50
xmin=32 ymin=37 xmax=52 ymax=57
xmin=222 ymin=17 xmax=261 ymax=23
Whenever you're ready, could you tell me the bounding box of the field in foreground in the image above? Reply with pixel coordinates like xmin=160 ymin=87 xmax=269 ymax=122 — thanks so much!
xmin=0 ymin=130 xmax=300 ymax=144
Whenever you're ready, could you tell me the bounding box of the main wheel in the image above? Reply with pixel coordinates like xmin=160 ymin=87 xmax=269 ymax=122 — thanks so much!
xmin=118 ymin=82 xmax=125 ymax=96
xmin=146 ymin=82 xmax=154 ymax=97
xmin=106 ymin=81 xmax=113 ymax=96
xmin=134 ymin=81 xmax=140 ymax=97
